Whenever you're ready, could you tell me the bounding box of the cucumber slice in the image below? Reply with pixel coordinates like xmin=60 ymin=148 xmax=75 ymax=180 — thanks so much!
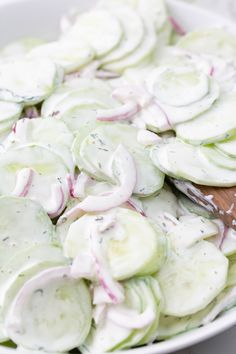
xmin=103 ymin=23 xmax=156 ymax=73
xmin=46 ymin=88 xmax=119 ymax=131
xmin=220 ymin=228 xmax=236 ymax=257
xmin=101 ymin=5 xmax=145 ymax=64
xmin=0 ymin=102 xmax=22 ymax=123
xmin=146 ymin=67 xmax=219 ymax=125
xmin=64 ymin=207 xmax=167 ymax=280
xmin=0 ymin=145 xmax=69 ymax=213
xmin=0 ymin=197 xmax=54 ymax=263
xmin=63 ymin=9 xmax=123 ymax=57
xmin=114 ymin=277 xmax=163 ymax=350
xmin=177 ymin=28 xmax=236 ymax=59
xmin=177 ymin=193 xmax=214 ymax=219
xmin=150 ymin=138 xmax=236 ymax=186
xmin=167 ymin=216 xmax=218 ymax=251
xmin=176 ymin=93 xmax=236 ymax=145
xmin=29 ymin=40 xmax=94 ymax=74
xmin=202 ymin=286 xmax=236 ymax=325
xmin=81 ymin=280 xmax=140 ymax=354
xmin=200 ymin=145 xmax=236 ymax=170
xmin=227 ymin=254 xmax=236 ymax=287
xmin=0 ymin=57 xmax=61 ymax=105
xmin=6 ymin=118 xmax=74 ymax=172
xmin=0 ymin=119 xmax=17 ymax=140
xmin=140 ymin=184 xmax=179 ymax=228
xmin=216 ymin=135 xmax=236 ymax=157
xmin=157 ymin=300 xmax=216 ymax=339
xmin=81 ymin=276 xmax=161 ymax=353
xmin=5 ymin=266 xmax=92 ymax=352
xmin=138 ymin=0 xmax=168 ymax=33
xmin=157 ymin=240 xmax=228 ymax=316
xmin=41 ymin=78 xmax=112 ymax=118
xmin=147 ymin=67 xmax=209 ymax=107
xmin=75 ymin=124 xmax=164 ymax=196
xmin=0 ymin=245 xmax=66 ymax=334
xmin=0 ymin=38 xmax=45 ymax=58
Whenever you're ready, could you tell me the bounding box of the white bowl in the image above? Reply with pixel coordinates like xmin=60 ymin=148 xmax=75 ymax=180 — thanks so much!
xmin=0 ymin=0 xmax=236 ymax=353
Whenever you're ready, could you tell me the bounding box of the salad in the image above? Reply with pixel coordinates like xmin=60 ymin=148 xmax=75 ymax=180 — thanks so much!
xmin=0 ymin=0 xmax=236 ymax=353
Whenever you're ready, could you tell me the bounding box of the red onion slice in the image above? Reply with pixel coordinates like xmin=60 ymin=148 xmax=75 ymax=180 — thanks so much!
xmin=126 ymin=198 xmax=146 ymax=217
xmin=11 ymin=168 xmax=35 ymax=197
xmin=5 ymin=266 xmax=71 ymax=334
xmin=169 ymin=16 xmax=186 ymax=36
xmin=58 ymin=145 xmax=136 ymax=222
xmin=78 ymin=145 xmax=136 ymax=212
xmin=107 ymin=305 xmax=155 ymax=329
xmin=96 ymin=101 xmax=140 ymax=122
xmin=90 ymin=221 xmax=125 ymax=304
xmin=73 ymin=172 xmax=92 ymax=198
xmin=45 ymin=183 xmax=67 ymax=218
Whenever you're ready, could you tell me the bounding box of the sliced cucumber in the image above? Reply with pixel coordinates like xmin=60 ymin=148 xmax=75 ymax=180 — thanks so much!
xmin=0 ymin=57 xmax=61 ymax=105
xmin=167 ymin=216 xmax=218 ymax=251
xmin=41 ymin=78 xmax=112 ymax=118
xmin=0 ymin=145 xmax=69 ymax=214
xmin=64 ymin=207 xmax=167 ymax=280
xmin=140 ymin=184 xmax=179 ymax=230
xmin=0 ymin=38 xmax=45 ymax=58
xmin=177 ymin=28 xmax=236 ymax=59
xmin=81 ymin=276 xmax=162 ymax=353
xmin=150 ymin=138 xmax=236 ymax=186
xmin=0 ymin=245 xmax=66 ymax=331
xmin=5 ymin=266 xmax=92 ymax=352
xmin=176 ymin=93 xmax=236 ymax=145
xmin=138 ymin=0 xmax=168 ymax=33
xmin=158 ymin=284 xmax=236 ymax=338
xmin=74 ymin=124 xmax=164 ymax=196
xmin=148 ymin=66 xmax=206 ymax=105
xmin=0 ymin=197 xmax=54 ymax=263
xmin=146 ymin=66 xmax=219 ymax=125
xmin=6 ymin=118 xmax=74 ymax=172
xmin=227 ymin=253 xmax=236 ymax=287
xmin=157 ymin=240 xmax=228 ymax=316
xmin=63 ymin=9 xmax=123 ymax=57
xmin=216 ymin=135 xmax=236 ymax=157
xmin=157 ymin=300 xmax=216 ymax=339
xmin=114 ymin=277 xmax=163 ymax=350
xmin=0 ymin=102 xmax=22 ymax=123
xmin=29 ymin=40 xmax=94 ymax=74
xmin=101 ymin=5 xmax=145 ymax=64
xmin=220 ymin=228 xmax=236 ymax=257
xmin=202 ymin=286 xmax=236 ymax=325
xmin=103 ymin=23 xmax=156 ymax=73
xmin=0 ymin=119 xmax=17 ymax=140
xmin=200 ymin=145 xmax=236 ymax=170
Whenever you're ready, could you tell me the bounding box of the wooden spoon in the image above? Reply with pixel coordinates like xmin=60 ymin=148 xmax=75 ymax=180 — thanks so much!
xmin=171 ymin=178 xmax=236 ymax=230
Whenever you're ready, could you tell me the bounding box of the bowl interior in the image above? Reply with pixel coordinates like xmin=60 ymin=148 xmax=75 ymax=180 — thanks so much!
xmin=0 ymin=0 xmax=236 ymax=353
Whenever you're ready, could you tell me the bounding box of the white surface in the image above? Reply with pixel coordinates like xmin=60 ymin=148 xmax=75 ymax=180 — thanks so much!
xmin=0 ymin=0 xmax=236 ymax=353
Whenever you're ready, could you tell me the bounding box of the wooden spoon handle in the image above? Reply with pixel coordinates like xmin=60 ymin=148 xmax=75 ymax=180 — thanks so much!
xmin=171 ymin=179 xmax=236 ymax=230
